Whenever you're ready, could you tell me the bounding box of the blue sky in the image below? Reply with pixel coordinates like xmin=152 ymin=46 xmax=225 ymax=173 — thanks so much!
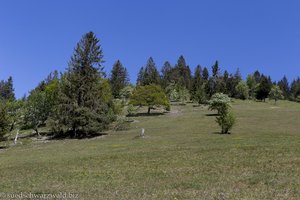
xmin=0 ymin=0 xmax=300 ymax=98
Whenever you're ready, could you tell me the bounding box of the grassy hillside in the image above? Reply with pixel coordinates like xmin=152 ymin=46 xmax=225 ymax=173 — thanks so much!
xmin=0 ymin=100 xmax=300 ymax=199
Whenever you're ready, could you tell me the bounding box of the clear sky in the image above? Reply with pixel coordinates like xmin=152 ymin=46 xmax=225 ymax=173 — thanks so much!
xmin=1 ymin=0 xmax=300 ymax=98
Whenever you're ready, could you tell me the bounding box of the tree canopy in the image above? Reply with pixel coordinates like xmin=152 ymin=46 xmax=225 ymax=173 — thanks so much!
xmin=129 ymin=84 xmax=170 ymax=114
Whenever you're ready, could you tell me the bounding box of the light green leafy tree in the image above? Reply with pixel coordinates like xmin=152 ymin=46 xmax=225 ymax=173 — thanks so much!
xmin=269 ymin=85 xmax=283 ymax=104
xmin=129 ymin=84 xmax=170 ymax=114
xmin=235 ymin=80 xmax=249 ymax=100
xmin=24 ymin=91 xmax=52 ymax=136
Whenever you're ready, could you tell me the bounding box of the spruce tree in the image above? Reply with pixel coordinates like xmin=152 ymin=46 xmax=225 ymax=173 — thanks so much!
xmin=137 ymin=57 xmax=160 ymax=86
xmin=202 ymin=67 xmax=209 ymax=81
xmin=136 ymin=67 xmax=145 ymax=85
xmin=277 ymin=75 xmax=290 ymax=99
xmin=110 ymin=60 xmax=129 ymax=98
xmin=253 ymin=70 xmax=261 ymax=83
xmin=161 ymin=61 xmax=173 ymax=89
xmin=191 ymin=65 xmax=204 ymax=102
xmin=52 ymin=32 xmax=113 ymax=136
xmin=212 ymin=60 xmax=220 ymax=77
xmin=0 ymin=76 xmax=15 ymax=101
xmin=173 ymin=55 xmax=192 ymax=90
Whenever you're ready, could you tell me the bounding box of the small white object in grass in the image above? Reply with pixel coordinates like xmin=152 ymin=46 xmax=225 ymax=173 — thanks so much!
xmin=14 ymin=130 xmax=19 ymax=145
xmin=141 ymin=128 xmax=145 ymax=138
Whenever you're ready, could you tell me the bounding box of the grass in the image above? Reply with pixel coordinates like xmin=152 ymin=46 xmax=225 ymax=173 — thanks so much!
xmin=0 ymin=100 xmax=300 ymax=199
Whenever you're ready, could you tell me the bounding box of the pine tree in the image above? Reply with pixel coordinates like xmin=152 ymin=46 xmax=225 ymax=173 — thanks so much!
xmin=51 ymin=32 xmax=114 ymax=136
xmin=137 ymin=57 xmax=160 ymax=86
xmin=161 ymin=61 xmax=173 ymax=89
xmin=212 ymin=60 xmax=220 ymax=77
xmin=172 ymin=55 xmax=192 ymax=90
xmin=191 ymin=65 xmax=204 ymax=101
xmin=223 ymin=70 xmax=229 ymax=94
xmin=110 ymin=60 xmax=129 ymax=98
xmin=0 ymin=76 xmax=15 ymax=101
xmin=253 ymin=70 xmax=261 ymax=83
xmin=202 ymin=67 xmax=209 ymax=81
xmin=136 ymin=67 xmax=145 ymax=85
xmin=277 ymin=75 xmax=290 ymax=99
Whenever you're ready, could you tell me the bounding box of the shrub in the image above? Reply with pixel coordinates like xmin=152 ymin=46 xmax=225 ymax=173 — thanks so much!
xmin=208 ymin=93 xmax=231 ymax=115
xmin=216 ymin=110 xmax=236 ymax=134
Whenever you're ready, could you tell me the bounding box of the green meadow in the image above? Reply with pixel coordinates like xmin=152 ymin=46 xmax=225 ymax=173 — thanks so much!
xmin=1 ymin=100 xmax=300 ymax=199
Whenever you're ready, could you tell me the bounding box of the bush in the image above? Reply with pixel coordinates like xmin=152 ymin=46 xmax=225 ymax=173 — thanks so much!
xmin=208 ymin=93 xmax=231 ymax=115
xmin=216 ymin=110 xmax=236 ymax=134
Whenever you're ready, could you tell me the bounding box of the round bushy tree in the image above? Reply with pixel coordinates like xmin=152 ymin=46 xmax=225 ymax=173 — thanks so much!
xmin=129 ymin=84 xmax=170 ymax=114
xmin=208 ymin=93 xmax=231 ymax=115
xmin=269 ymin=85 xmax=283 ymax=104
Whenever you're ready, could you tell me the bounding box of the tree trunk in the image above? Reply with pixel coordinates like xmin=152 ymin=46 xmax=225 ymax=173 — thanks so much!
xmin=148 ymin=107 xmax=151 ymax=114
xmin=35 ymin=127 xmax=40 ymax=137
xmin=14 ymin=130 xmax=19 ymax=145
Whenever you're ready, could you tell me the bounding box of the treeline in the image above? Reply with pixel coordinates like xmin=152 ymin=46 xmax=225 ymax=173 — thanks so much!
xmin=136 ymin=56 xmax=300 ymax=103
xmin=1 ymin=31 xmax=300 ymax=141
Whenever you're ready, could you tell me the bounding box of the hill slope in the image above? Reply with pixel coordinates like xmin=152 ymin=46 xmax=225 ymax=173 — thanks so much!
xmin=0 ymin=100 xmax=300 ymax=199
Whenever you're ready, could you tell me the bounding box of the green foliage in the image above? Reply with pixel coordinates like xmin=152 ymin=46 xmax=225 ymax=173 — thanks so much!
xmin=216 ymin=110 xmax=236 ymax=134
xmin=0 ymin=102 xmax=9 ymax=140
xmin=235 ymin=80 xmax=249 ymax=100
xmin=6 ymin=99 xmax=25 ymax=131
xmin=202 ymin=67 xmax=209 ymax=80
xmin=209 ymin=93 xmax=235 ymax=134
xmin=208 ymin=93 xmax=231 ymax=115
xmin=129 ymin=84 xmax=170 ymax=114
xmin=269 ymin=85 xmax=283 ymax=104
xmin=137 ymin=57 xmax=160 ymax=86
xmin=171 ymin=55 xmax=192 ymax=90
xmin=193 ymin=85 xmax=207 ymax=104
xmin=191 ymin=65 xmax=207 ymax=104
xmin=290 ymin=77 xmax=300 ymax=101
xmin=277 ymin=76 xmax=290 ymax=99
xmin=256 ymin=75 xmax=272 ymax=101
xmin=212 ymin=60 xmax=220 ymax=77
xmin=165 ymin=82 xmax=190 ymax=103
xmin=113 ymin=116 xmax=131 ymax=131
xmin=24 ymin=91 xmax=52 ymax=135
xmin=246 ymin=74 xmax=257 ymax=99
xmin=161 ymin=61 xmax=173 ymax=89
xmin=0 ymin=76 xmax=15 ymax=101
xmin=50 ymin=32 xmax=114 ymax=136
xmin=110 ymin=60 xmax=129 ymax=98
xmin=119 ymin=85 xmax=135 ymax=101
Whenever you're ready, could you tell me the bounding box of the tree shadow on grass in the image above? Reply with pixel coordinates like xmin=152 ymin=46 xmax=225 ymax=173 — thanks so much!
xmin=205 ymin=113 xmax=219 ymax=117
xmin=17 ymin=131 xmax=107 ymax=141
xmin=127 ymin=112 xmax=166 ymax=117
xmin=0 ymin=146 xmax=8 ymax=150
xmin=48 ymin=132 xmax=108 ymax=140
xmin=211 ymin=131 xmax=231 ymax=135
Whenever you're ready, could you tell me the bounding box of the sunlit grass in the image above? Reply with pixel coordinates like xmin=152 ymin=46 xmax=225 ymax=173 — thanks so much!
xmin=0 ymin=100 xmax=300 ymax=199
